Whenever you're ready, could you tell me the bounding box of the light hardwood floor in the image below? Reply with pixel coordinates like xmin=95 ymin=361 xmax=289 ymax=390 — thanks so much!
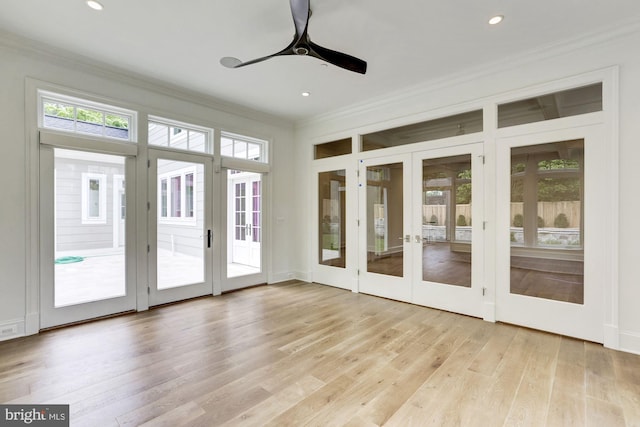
xmin=1 ymin=281 xmax=639 ymax=426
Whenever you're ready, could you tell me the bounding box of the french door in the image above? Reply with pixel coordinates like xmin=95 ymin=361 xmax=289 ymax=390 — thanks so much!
xmin=496 ymin=125 xmax=606 ymax=342
xmin=358 ymin=143 xmax=484 ymax=317
xmin=228 ymin=172 xmax=261 ymax=272
xmin=223 ymin=168 xmax=266 ymax=290
xmin=148 ymin=149 xmax=214 ymax=306
xmin=40 ymin=143 xmax=136 ymax=328
xmin=412 ymin=144 xmax=484 ymax=317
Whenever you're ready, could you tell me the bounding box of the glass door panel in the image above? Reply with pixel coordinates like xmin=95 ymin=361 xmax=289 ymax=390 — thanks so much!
xmin=313 ymin=164 xmax=354 ymax=291
xmin=496 ymin=125 xmax=605 ymax=343
xmin=510 ymin=140 xmax=584 ymax=304
xmin=40 ymin=146 xmax=136 ymax=328
xmin=358 ymin=156 xmax=411 ymax=302
xmin=156 ymin=159 xmax=205 ymax=289
xmin=366 ymin=162 xmax=404 ymax=277
xmin=148 ymin=150 xmax=213 ymax=306
xmin=412 ymin=145 xmax=484 ymax=318
xmin=318 ymin=170 xmax=346 ymax=268
xmin=421 ymin=154 xmax=472 ymax=287
xmin=227 ymin=170 xmax=262 ymax=278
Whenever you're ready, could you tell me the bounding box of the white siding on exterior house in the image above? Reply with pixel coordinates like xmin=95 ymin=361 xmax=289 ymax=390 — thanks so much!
xmin=55 ymin=156 xmax=124 ymax=253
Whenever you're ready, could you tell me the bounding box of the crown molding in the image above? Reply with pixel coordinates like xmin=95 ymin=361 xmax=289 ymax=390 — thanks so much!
xmin=0 ymin=29 xmax=294 ymax=130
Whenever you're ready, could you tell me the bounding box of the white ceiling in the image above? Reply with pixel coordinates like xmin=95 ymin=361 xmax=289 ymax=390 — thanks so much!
xmin=2 ymin=0 xmax=640 ymax=122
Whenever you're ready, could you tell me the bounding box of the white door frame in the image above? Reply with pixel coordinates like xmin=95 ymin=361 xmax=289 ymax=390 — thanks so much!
xmin=148 ymin=148 xmax=214 ymax=306
xmin=39 ymin=139 xmax=137 ymax=329
xmin=358 ymin=154 xmax=413 ymax=302
xmin=228 ymin=173 xmax=261 ymax=269
xmin=411 ymin=143 xmax=485 ymax=318
xmin=221 ymin=167 xmax=269 ymax=292
xmin=310 ymin=160 xmax=358 ymax=291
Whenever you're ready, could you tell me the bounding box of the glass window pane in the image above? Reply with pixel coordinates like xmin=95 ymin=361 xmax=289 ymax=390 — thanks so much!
xmin=157 ymin=160 xmax=204 ymax=289
xmin=149 ymin=122 xmax=169 ymax=147
xmin=41 ymin=93 xmax=133 ymax=141
xmin=43 ymin=102 xmax=75 ymax=132
xmin=498 ymin=83 xmax=602 ymax=128
xmin=54 ymin=149 xmax=126 ymax=307
xmin=185 ymin=173 xmax=194 ymax=218
xmin=221 ymin=133 xmax=267 ymax=163
xmin=235 ymin=141 xmax=248 ymax=159
xmin=315 ymin=138 xmax=352 ymax=159
xmin=105 ymin=114 xmax=130 ymax=139
xmin=221 ymin=137 xmax=234 ymax=157
xmin=189 ymin=131 xmax=206 ymax=153
xmin=88 ymin=179 xmax=100 ymax=218
xmin=171 ymin=176 xmax=181 ymax=217
xmin=318 ymin=170 xmax=346 ymax=268
xmin=366 ymin=163 xmax=403 ymax=277
xmin=170 ymin=127 xmax=188 ymax=150
xmin=247 ymin=143 xmax=261 ymax=161
xmin=510 ymin=140 xmax=584 ymax=304
xmin=422 ymin=155 xmax=472 ymax=287
xmin=76 ymin=107 xmax=104 ymax=135
xmin=362 ymin=110 xmax=482 ymax=152
xmin=160 ymin=179 xmax=168 ymax=217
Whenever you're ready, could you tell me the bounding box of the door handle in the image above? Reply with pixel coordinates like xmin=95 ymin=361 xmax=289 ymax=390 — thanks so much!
xmin=207 ymin=229 xmax=212 ymax=248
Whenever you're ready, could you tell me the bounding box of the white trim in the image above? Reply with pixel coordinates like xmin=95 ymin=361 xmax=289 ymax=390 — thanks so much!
xmin=619 ymin=330 xmax=640 ymax=355
xmin=0 ymin=319 xmax=25 ymax=341
xmin=39 ymin=130 xmax=138 ymax=156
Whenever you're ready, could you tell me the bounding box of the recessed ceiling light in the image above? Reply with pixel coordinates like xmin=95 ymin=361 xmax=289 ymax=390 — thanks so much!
xmin=488 ymin=15 xmax=504 ymax=25
xmin=302 ymin=92 xmax=311 ymax=97
xmin=86 ymin=0 xmax=104 ymax=11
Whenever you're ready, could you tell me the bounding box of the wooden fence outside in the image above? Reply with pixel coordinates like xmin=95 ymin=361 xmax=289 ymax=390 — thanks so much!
xmin=423 ymin=201 xmax=581 ymax=228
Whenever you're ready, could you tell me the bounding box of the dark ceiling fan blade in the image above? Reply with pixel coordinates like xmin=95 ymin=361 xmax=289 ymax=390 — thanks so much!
xmin=220 ymin=0 xmax=367 ymax=74
xmin=289 ymin=0 xmax=310 ymax=39
xmin=220 ymin=41 xmax=296 ymax=69
xmin=308 ymin=41 xmax=367 ymax=74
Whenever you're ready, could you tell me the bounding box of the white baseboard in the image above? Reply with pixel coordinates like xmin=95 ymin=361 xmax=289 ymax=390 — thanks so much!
xmin=293 ymin=271 xmax=311 ymax=282
xmin=0 ymin=319 xmax=25 ymax=341
xmin=618 ymin=329 xmax=640 ymax=355
xmin=269 ymin=271 xmax=309 ymax=284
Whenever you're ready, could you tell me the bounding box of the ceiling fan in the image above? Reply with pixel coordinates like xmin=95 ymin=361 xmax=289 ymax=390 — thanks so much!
xmin=220 ymin=0 xmax=367 ymax=74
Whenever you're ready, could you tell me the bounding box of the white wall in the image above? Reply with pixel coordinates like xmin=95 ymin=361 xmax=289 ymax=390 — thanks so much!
xmin=294 ymin=27 xmax=640 ymax=354
xmin=0 ymin=37 xmax=296 ymax=339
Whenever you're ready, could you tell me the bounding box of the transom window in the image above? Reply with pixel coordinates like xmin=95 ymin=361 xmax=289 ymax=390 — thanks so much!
xmin=148 ymin=117 xmax=212 ymax=154
xmin=221 ymin=132 xmax=267 ymax=163
xmin=39 ymin=91 xmax=134 ymax=142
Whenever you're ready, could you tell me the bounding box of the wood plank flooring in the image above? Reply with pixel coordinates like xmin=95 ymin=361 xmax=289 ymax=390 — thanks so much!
xmin=1 ymin=281 xmax=639 ymax=426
